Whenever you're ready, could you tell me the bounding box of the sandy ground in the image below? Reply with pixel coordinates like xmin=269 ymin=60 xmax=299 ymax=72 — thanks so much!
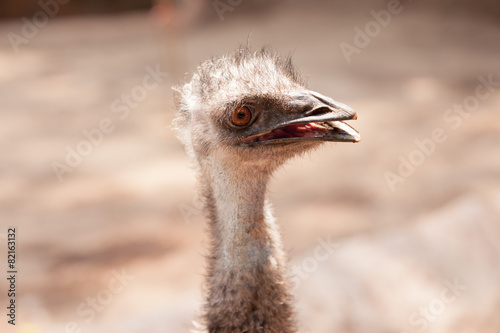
xmin=1 ymin=1 xmax=500 ymax=332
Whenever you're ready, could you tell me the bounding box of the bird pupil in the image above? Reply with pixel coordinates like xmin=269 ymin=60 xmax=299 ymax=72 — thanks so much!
xmin=237 ymin=112 xmax=245 ymax=119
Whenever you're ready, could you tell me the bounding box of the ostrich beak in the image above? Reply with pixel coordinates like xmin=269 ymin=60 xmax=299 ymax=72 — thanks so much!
xmin=241 ymin=90 xmax=360 ymax=146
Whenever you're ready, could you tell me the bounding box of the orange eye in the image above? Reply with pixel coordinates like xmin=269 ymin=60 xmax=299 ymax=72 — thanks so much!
xmin=231 ymin=106 xmax=252 ymax=126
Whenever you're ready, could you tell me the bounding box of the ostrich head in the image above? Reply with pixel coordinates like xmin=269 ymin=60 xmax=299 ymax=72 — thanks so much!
xmin=174 ymin=46 xmax=359 ymax=181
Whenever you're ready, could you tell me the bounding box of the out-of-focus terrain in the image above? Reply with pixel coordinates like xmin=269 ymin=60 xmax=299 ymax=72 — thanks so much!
xmin=1 ymin=1 xmax=499 ymax=332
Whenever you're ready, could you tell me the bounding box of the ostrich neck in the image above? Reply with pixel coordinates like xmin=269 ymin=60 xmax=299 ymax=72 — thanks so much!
xmin=201 ymin=160 xmax=296 ymax=332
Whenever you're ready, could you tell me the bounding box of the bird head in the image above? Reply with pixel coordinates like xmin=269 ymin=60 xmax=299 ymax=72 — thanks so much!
xmin=174 ymin=47 xmax=360 ymax=175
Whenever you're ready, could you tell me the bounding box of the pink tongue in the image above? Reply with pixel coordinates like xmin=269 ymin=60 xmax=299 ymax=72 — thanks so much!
xmin=282 ymin=123 xmax=325 ymax=138
xmin=250 ymin=123 xmax=326 ymax=143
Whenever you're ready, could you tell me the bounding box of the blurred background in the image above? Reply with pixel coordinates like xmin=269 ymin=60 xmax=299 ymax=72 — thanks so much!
xmin=1 ymin=0 xmax=499 ymax=332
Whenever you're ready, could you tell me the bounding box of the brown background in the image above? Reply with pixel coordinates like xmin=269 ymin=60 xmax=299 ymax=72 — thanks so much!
xmin=1 ymin=1 xmax=499 ymax=332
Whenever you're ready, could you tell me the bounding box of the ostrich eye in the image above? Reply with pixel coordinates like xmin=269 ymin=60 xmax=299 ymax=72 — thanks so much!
xmin=231 ymin=106 xmax=252 ymax=127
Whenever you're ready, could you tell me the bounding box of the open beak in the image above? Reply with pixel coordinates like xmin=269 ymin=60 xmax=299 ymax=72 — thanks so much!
xmin=241 ymin=90 xmax=360 ymax=146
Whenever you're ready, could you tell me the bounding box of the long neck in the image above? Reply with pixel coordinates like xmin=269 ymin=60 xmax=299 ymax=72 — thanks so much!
xmin=200 ymin=159 xmax=296 ymax=333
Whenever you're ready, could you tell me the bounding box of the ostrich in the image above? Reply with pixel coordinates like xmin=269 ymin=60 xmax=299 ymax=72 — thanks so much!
xmin=174 ymin=46 xmax=360 ymax=333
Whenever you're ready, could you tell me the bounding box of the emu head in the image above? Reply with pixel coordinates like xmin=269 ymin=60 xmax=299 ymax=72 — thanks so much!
xmin=174 ymin=47 xmax=360 ymax=178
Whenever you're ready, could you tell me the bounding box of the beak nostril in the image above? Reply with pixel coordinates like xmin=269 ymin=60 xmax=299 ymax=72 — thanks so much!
xmin=305 ymin=106 xmax=332 ymax=117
